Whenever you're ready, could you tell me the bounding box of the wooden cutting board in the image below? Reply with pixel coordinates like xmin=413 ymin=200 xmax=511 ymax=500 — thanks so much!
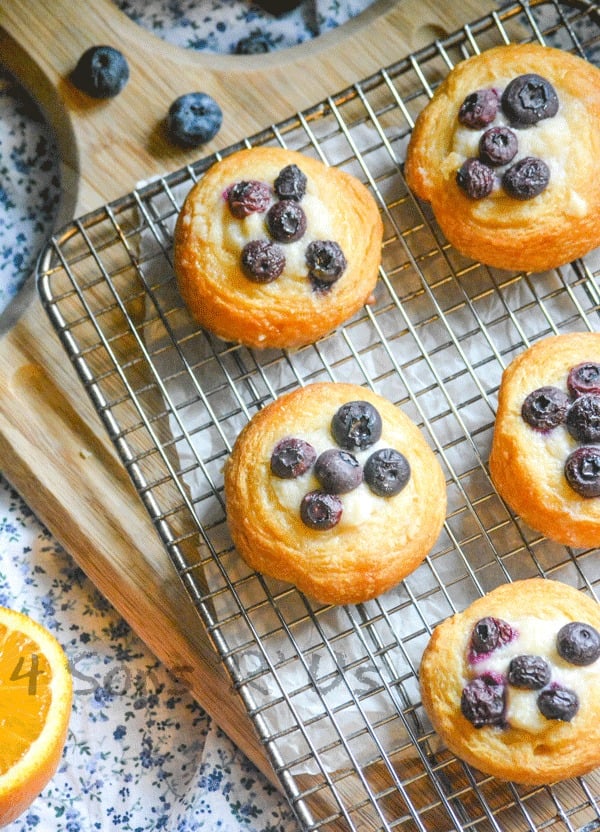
xmin=0 ymin=0 xmax=492 ymax=789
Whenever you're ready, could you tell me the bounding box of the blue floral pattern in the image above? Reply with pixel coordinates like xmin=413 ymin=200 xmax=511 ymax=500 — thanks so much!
xmin=0 ymin=68 xmax=60 ymax=316
xmin=113 ymin=0 xmax=370 ymax=54
xmin=0 ymin=475 xmax=299 ymax=831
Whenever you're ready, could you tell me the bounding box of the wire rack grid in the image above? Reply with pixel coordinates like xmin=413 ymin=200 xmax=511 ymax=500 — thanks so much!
xmin=37 ymin=1 xmax=600 ymax=830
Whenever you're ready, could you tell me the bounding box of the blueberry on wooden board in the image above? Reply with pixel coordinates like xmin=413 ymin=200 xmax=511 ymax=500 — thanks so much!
xmin=167 ymin=92 xmax=223 ymax=147
xmin=71 ymin=45 xmax=129 ymax=98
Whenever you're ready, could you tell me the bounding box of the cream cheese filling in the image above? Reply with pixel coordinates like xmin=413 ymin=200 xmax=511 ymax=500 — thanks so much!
xmin=447 ymin=79 xmax=588 ymax=216
xmin=270 ymin=425 xmax=405 ymax=529
xmin=467 ymin=615 xmax=600 ymax=733
xmin=222 ymin=189 xmax=336 ymax=280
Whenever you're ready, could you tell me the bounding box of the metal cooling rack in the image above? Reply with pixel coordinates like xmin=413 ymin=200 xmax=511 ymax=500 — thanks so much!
xmin=38 ymin=1 xmax=600 ymax=830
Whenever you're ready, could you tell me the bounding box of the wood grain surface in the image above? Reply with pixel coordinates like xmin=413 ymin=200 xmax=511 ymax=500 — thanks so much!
xmin=0 ymin=0 xmax=492 ymax=796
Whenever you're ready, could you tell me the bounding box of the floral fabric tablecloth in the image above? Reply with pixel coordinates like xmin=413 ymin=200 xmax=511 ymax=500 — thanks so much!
xmin=0 ymin=476 xmax=297 ymax=831
xmin=0 ymin=1 xmax=374 ymax=829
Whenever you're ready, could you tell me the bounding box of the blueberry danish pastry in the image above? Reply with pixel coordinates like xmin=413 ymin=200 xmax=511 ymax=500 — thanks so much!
xmin=419 ymin=578 xmax=600 ymax=784
xmin=405 ymin=44 xmax=600 ymax=272
xmin=224 ymin=382 xmax=446 ymax=604
xmin=174 ymin=147 xmax=383 ymax=349
xmin=489 ymin=332 xmax=600 ymax=547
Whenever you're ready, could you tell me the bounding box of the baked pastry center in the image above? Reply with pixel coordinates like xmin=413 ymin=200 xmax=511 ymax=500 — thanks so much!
xmin=448 ymin=78 xmax=586 ymax=216
xmin=269 ymin=398 xmax=410 ymax=531
xmin=224 ymin=190 xmax=335 ymax=285
xmin=462 ymin=614 xmax=600 ymax=734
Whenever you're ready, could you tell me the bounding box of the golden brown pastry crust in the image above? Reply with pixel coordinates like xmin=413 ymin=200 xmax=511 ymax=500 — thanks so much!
xmin=489 ymin=332 xmax=600 ymax=547
xmin=405 ymin=43 xmax=600 ymax=272
xmin=224 ymin=382 xmax=446 ymax=605
xmin=173 ymin=147 xmax=383 ymax=349
xmin=419 ymin=578 xmax=600 ymax=785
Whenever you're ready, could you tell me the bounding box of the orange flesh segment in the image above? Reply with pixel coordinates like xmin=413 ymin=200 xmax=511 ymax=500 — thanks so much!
xmin=0 ymin=625 xmax=52 ymax=775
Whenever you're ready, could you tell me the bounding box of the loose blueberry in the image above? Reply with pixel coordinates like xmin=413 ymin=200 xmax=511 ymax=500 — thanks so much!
xmin=71 ymin=45 xmax=129 ymax=99
xmin=331 ymin=401 xmax=382 ymax=451
xmin=501 ymin=73 xmax=559 ymax=126
xmin=300 ymin=491 xmax=343 ymax=530
xmin=270 ymin=437 xmax=316 ymax=478
xmin=556 ymin=621 xmax=600 ymax=666
xmin=537 ymin=686 xmax=579 ymax=721
xmin=461 ymin=674 xmax=506 ymax=728
xmin=241 ymin=240 xmax=285 ymax=283
xmin=226 ymin=180 xmax=272 ymax=218
xmin=564 ymin=446 xmax=600 ymax=498
xmin=456 ymin=158 xmax=495 ymax=200
xmin=363 ymin=448 xmax=410 ymax=497
xmin=507 ymin=655 xmax=551 ymax=689
xmin=470 ymin=617 xmax=515 ymax=656
xmin=234 ymin=30 xmax=271 ymax=54
xmin=479 ymin=126 xmax=518 ymax=167
xmin=267 ymin=200 xmax=307 ymax=242
xmin=167 ymin=92 xmax=223 ymax=147
xmin=521 ymin=386 xmax=570 ymax=432
xmin=567 ymin=362 xmax=600 ymax=398
xmin=314 ymin=449 xmax=362 ymax=494
xmin=566 ymin=393 xmax=600 ymax=443
xmin=274 ymin=164 xmax=307 ymax=201
xmin=503 ymin=157 xmax=550 ymax=200
xmin=306 ymin=240 xmax=347 ymax=288
xmin=458 ymin=88 xmax=500 ymax=129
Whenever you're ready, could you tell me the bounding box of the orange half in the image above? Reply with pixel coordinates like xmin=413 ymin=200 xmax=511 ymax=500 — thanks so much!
xmin=0 ymin=607 xmax=72 ymax=826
